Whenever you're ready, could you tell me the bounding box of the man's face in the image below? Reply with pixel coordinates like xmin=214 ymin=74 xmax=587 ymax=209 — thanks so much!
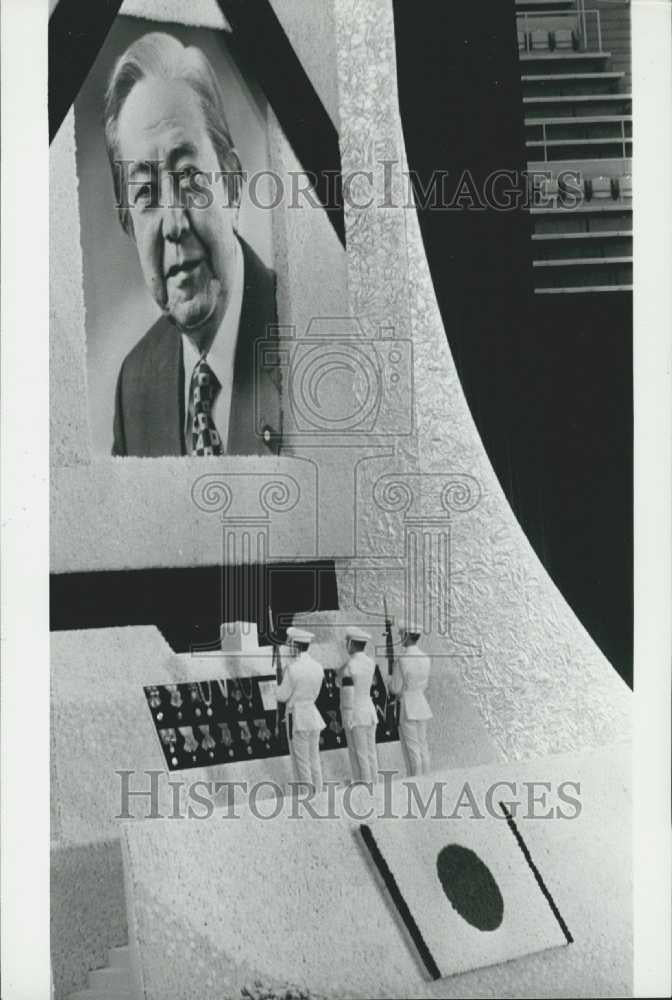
xmin=117 ymin=77 xmax=238 ymax=333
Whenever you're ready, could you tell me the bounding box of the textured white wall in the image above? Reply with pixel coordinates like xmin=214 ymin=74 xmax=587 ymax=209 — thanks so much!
xmin=121 ymin=743 xmax=631 ymax=999
xmin=121 ymin=0 xmax=230 ymax=30
xmin=50 ymin=111 xmax=91 ymax=468
xmin=51 ymin=457 xmax=321 ymax=572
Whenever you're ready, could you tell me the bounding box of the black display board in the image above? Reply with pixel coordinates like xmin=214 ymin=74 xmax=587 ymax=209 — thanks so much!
xmin=145 ymin=666 xmax=399 ymax=771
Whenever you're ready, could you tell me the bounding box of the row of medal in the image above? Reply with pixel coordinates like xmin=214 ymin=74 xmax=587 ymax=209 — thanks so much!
xmin=159 ymin=716 xmax=286 ymax=768
xmin=148 ymin=669 xmax=398 ymax=769
xmin=146 ymin=678 xmax=262 ymax=724
xmin=145 ymin=669 xmax=342 ymax=724
xmin=157 ymin=705 xmax=395 ymax=770
xmin=157 ymin=709 xmax=349 ymax=769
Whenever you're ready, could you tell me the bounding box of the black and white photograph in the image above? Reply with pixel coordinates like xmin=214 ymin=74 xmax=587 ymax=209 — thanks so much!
xmin=75 ymin=19 xmax=280 ymax=457
xmin=1 ymin=1 xmax=670 ymax=999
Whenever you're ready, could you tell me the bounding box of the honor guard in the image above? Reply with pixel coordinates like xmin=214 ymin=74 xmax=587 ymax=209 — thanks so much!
xmin=336 ymin=627 xmax=379 ymax=784
xmin=276 ymin=627 xmax=325 ymax=794
xmin=389 ymin=623 xmax=433 ymax=776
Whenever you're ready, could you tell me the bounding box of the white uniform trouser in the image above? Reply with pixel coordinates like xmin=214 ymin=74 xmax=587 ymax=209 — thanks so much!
xmin=289 ymin=726 xmax=323 ymax=794
xmin=399 ymin=717 xmax=430 ymax=776
xmin=346 ymin=724 xmax=378 ymax=783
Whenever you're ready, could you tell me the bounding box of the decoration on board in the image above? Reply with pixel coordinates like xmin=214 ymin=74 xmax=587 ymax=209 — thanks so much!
xmin=144 ymin=664 xmax=398 ymax=771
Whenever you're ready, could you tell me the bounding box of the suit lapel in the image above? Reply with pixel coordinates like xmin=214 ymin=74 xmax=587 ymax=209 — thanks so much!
xmin=146 ymin=318 xmax=185 ymax=456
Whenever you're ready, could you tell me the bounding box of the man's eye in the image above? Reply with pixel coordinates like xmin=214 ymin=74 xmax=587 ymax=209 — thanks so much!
xmin=133 ymin=183 xmax=152 ymax=207
xmin=181 ymin=166 xmax=201 ymax=183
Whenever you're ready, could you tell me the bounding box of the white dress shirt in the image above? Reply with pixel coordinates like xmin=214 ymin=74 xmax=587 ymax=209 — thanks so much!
xmin=276 ymin=651 xmax=326 ymax=733
xmin=182 ymin=238 xmax=244 ymax=453
xmin=390 ymin=645 xmax=433 ymax=721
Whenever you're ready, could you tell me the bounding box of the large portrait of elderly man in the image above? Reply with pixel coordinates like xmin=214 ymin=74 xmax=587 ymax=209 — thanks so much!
xmin=75 ymin=20 xmax=282 ymax=457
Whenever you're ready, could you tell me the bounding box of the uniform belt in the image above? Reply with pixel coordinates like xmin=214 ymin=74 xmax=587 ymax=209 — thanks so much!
xmin=341 ymin=677 xmax=354 ymax=687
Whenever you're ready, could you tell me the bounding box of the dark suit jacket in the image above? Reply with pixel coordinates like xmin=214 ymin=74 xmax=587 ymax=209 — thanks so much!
xmin=112 ymin=237 xmax=282 ymax=457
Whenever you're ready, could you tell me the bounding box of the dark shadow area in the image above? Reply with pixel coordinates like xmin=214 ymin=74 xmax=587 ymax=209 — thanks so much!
xmin=393 ymin=0 xmax=632 ymax=685
xmin=49 ymin=0 xmax=123 ymax=141
xmin=50 ymin=561 xmax=339 ymax=652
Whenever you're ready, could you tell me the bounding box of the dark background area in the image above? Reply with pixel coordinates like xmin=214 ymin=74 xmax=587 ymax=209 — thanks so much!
xmin=393 ymin=0 xmax=632 ymax=685
xmin=50 ymin=563 xmax=340 ymax=650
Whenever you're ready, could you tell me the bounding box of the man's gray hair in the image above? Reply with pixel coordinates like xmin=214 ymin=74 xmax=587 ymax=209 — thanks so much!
xmin=104 ymin=31 xmax=242 ymax=236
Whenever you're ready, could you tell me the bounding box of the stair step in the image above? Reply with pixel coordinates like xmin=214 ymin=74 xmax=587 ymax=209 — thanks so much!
xmin=532 ymin=230 xmax=631 ymax=241
xmin=535 ymin=284 xmax=633 ymax=294
xmin=525 ymin=115 xmax=631 ymax=126
xmin=527 ymin=137 xmax=632 ymax=148
xmin=531 ymin=202 xmax=631 ymax=215
xmin=524 ymin=93 xmax=631 ymax=105
xmin=533 ymin=237 xmax=632 ymax=258
xmin=108 ymin=945 xmax=131 ymax=969
xmin=520 ymin=51 xmax=611 ymax=62
xmin=522 ymin=72 xmax=624 ymax=83
xmin=88 ymin=966 xmax=131 ymax=990
xmin=521 ymin=71 xmax=625 ymax=97
xmin=533 ymin=256 xmax=632 ymax=267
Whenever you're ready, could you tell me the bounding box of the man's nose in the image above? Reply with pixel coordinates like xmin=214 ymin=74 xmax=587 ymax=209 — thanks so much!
xmin=160 ymin=175 xmax=191 ymax=242
xmin=161 ymin=203 xmax=190 ymax=243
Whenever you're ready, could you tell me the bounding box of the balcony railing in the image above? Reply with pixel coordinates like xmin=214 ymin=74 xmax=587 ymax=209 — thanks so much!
xmin=529 ymin=117 xmax=632 ymax=162
xmin=517 ymin=6 xmax=604 ymax=55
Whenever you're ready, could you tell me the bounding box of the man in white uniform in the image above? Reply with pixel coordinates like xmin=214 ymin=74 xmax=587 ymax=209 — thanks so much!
xmin=336 ymin=627 xmax=379 ymax=784
xmin=389 ymin=623 xmax=433 ymax=776
xmin=276 ymin=627 xmax=325 ymax=794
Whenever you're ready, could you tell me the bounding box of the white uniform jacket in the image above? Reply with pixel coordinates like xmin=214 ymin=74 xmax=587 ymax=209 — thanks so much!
xmin=276 ymin=652 xmax=326 ymax=732
xmin=389 ymin=646 xmax=433 ymax=721
xmin=337 ymin=651 xmax=378 ymax=728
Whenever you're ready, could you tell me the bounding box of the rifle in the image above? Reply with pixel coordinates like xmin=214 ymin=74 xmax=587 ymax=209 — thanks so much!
xmin=269 ymin=605 xmax=283 ymax=739
xmin=383 ymin=597 xmax=394 ymax=677
xmin=383 ymin=597 xmax=400 ymax=729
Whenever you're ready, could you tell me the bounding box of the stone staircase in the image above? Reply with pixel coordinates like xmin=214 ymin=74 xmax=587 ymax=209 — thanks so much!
xmin=517 ymin=0 xmax=632 ymax=294
xmin=66 ymin=946 xmax=135 ymax=1000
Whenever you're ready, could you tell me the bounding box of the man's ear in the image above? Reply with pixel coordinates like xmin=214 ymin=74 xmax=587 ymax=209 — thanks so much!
xmin=223 ymin=147 xmax=244 ymax=231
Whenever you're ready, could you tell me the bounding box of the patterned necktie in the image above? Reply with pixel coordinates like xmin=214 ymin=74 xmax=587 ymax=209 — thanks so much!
xmin=190 ymin=357 xmax=223 ymax=456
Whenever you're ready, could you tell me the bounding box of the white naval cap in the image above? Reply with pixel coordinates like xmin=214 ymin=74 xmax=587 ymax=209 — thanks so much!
xmin=346 ymin=626 xmax=371 ymax=642
xmin=286 ymin=626 xmax=314 ymax=644
xmin=398 ymin=621 xmax=422 ymax=635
